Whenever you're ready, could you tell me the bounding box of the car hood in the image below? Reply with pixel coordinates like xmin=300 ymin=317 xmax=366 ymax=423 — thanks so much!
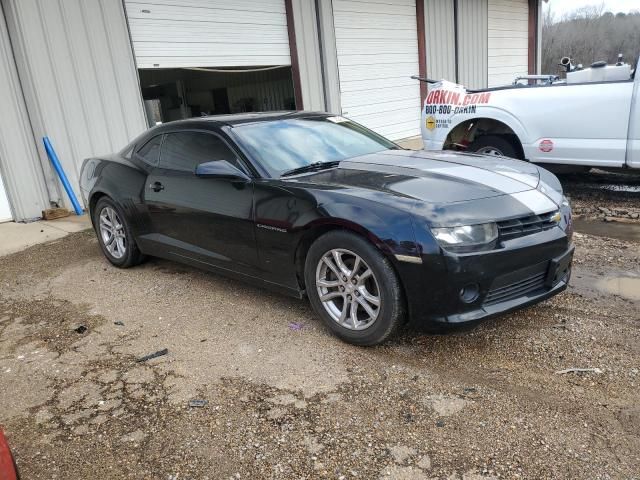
xmin=285 ymin=149 xmax=558 ymax=206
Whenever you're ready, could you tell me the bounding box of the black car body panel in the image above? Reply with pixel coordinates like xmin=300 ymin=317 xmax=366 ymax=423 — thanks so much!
xmin=80 ymin=112 xmax=573 ymax=329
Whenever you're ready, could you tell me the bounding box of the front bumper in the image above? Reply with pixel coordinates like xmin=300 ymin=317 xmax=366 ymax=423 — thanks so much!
xmin=398 ymin=227 xmax=573 ymax=328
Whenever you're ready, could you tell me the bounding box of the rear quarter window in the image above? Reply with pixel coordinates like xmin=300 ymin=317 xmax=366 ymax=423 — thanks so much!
xmin=135 ymin=135 xmax=163 ymax=167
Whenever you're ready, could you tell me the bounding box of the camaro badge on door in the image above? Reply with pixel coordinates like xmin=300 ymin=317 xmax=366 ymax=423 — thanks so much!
xmin=257 ymin=223 xmax=287 ymax=233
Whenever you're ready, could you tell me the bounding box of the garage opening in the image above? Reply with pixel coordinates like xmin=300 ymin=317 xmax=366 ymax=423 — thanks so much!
xmin=138 ymin=66 xmax=296 ymax=126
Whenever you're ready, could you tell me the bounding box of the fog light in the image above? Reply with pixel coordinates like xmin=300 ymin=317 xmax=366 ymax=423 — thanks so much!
xmin=459 ymin=283 xmax=480 ymax=303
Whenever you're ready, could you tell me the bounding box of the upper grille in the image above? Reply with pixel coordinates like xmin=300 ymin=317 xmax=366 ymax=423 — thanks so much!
xmin=497 ymin=210 xmax=559 ymax=241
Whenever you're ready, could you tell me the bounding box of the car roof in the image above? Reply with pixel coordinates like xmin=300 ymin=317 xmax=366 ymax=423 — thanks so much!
xmin=160 ymin=111 xmax=331 ymax=129
xmin=122 ymin=111 xmax=336 ymax=159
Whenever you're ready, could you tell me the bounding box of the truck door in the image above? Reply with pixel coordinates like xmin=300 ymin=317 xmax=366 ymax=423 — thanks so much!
xmin=523 ymin=80 xmax=633 ymax=167
xmin=626 ymin=59 xmax=640 ymax=168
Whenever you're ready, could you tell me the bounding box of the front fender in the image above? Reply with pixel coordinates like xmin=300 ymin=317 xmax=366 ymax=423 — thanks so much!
xmin=301 ymin=201 xmax=421 ymax=260
xmin=420 ymin=82 xmax=534 ymax=150
xmin=450 ymin=106 xmax=530 ymax=144
xmin=423 ymin=105 xmax=531 ymax=148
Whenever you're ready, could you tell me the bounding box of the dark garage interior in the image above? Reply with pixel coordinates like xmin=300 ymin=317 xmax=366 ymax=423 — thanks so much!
xmin=138 ymin=66 xmax=296 ymax=126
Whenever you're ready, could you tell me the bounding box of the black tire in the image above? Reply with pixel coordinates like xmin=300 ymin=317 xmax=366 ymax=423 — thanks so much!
xmin=93 ymin=197 xmax=145 ymax=268
xmin=304 ymin=230 xmax=405 ymax=346
xmin=468 ymin=135 xmax=521 ymax=159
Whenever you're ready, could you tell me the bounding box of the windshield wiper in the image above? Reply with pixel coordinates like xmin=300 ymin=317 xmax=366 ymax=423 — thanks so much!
xmin=280 ymin=161 xmax=340 ymax=178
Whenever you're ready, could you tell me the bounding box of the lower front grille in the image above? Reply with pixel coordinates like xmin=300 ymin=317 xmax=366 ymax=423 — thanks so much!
xmin=484 ymin=270 xmax=547 ymax=306
xmin=484 ymin=262 xmax=549 ymax=305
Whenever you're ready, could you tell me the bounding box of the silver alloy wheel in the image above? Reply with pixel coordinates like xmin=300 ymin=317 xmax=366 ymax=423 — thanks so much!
xmin=315 ymin=248 xmax=381 ymax=330
xmin=99 ymin=206 xmax=126 ymax=259
xmin=476 ymin=146 xmax=504 ymax=156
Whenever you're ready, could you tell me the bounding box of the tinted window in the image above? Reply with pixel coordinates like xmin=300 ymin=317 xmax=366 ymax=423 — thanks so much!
xmin=160 ymin=132 xmax=239 ymax=173
xmin=136 ymin=135 xmax=163 ymax=166
xmin=232 ymin=117 xmax=398 ymax=177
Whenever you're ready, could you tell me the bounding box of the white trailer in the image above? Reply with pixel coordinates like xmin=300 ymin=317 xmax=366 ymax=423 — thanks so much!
xmin=420 ymin=57 xmax=640 ymax=170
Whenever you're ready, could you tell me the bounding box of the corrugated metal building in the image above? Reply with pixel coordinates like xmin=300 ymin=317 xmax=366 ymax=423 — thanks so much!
xmin=0 ymin=0 xmax=541 ymax=223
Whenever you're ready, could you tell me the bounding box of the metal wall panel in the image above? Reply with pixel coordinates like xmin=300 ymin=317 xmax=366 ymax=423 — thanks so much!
xmin=487 ymin=0 xmax=528 ymax=86
xmin=291 ymin=0 xmax=325 ymax=111
xmin=317 ymin=0 xmax=341 ymax=114
xmin=3 ymin=0 xmax=147 ymax=212
xmin=0 ymin=1 xmax=50 ymax=221
xmin=457 ymin=0 xmax=488 ymax=89
xmin=424 ymin=0 xmax=456 ymax=83
xmin=332 ymin=0 xmax=421 ymax=140
xmin=125 ymin=0 xmax=291 ymax=68
xmin=0 ymin=175 xmax=11 ymax=222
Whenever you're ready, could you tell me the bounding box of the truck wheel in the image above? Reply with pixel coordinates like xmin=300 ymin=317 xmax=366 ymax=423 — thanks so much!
xmin=468 ymin=135 xmax=522 ymax=159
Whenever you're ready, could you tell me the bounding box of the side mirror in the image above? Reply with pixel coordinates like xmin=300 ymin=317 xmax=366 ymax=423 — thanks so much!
xmin=195 ymin=160 xmax=250 ymax=182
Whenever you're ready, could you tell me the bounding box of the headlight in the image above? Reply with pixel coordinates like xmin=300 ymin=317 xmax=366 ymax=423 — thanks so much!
xmin=431 ymin=223 xmax=498 ymax=252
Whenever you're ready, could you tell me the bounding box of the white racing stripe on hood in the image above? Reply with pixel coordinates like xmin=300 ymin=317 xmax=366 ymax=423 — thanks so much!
xmin=429 ymin=165 xmax=531 ymax=194
xmin=496 ymin=170 xmax=539 ymax=188
xmin=510 ymin=190 xmax=558 ymax=214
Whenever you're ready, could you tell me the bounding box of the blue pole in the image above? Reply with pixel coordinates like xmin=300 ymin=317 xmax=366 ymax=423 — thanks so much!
xmin=43 ymin=137 xmax=83 ymax=216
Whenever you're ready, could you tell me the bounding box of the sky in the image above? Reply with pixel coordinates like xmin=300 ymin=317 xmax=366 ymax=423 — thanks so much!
xmin=544 ymin=0 xmax=639 ymax=18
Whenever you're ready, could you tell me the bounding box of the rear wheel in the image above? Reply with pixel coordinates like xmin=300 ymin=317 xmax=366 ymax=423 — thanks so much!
xmin=468 ymin=135 xmax=521 ymax=159
xmin=93 ymin=197 xmax=145 ymax=268
xmin=304 ymin=231 xmax=404 ymax=346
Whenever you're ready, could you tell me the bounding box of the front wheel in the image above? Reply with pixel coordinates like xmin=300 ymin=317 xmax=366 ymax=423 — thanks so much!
xmin=304 ymin=231 xmax=405 ymax=346
xmin=468 ymin=135 xmax=521 ymax=159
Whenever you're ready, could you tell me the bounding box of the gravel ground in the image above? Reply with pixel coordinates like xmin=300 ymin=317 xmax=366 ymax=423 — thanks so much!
xmin=560 ymin=169 xmax=640 ymax=222
xmin=0 ymin=172 xmax=639 ymax=480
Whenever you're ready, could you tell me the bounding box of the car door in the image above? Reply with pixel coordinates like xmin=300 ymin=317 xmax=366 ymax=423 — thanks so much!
xmin=144 ymin=130 xmax=258 ymax=274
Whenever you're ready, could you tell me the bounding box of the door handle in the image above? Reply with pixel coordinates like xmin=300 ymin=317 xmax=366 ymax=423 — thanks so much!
xmin=149 ymin=181 xmax=164 ymax=192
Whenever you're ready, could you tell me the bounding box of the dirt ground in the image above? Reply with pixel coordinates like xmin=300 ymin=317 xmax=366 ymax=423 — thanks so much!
xmin=0 ymin=171 xmax=639 ymax=480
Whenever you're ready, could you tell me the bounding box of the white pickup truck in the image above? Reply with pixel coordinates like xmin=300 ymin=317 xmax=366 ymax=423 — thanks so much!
xmin=420 ymin=56 xmax=640 ymax=170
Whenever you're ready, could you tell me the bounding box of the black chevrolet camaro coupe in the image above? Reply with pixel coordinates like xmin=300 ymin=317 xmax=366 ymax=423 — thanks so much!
xmin=80 ymin=112 xmax=573 ymax=345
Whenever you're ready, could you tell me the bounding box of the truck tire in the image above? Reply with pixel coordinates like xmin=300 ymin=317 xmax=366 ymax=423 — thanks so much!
xmin=468 ymin=135 xmax=522 ymax=160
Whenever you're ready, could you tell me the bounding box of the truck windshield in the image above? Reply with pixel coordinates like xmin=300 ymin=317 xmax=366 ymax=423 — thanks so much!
xmin=231 ymin=116 xmax=399 ymax=178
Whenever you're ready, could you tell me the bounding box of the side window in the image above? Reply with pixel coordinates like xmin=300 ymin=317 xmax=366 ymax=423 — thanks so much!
xmin=135 ymin=135 xmax=163 ymax=166
xmin=160 ymin=132 xmax=240 ymax=173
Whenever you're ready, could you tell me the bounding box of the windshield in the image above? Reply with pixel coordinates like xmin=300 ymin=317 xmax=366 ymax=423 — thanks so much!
xmin=231 ymin=116 xmax=398 ymax=177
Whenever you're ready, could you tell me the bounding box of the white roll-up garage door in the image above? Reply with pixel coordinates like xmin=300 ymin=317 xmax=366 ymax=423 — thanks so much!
xmin=124 ymin=0 xmax=291 ymax=68
xmin=332 ymin=0 xmax=421 ymax=140
xmin=487 ymin=0 xmax=529 ymax=87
